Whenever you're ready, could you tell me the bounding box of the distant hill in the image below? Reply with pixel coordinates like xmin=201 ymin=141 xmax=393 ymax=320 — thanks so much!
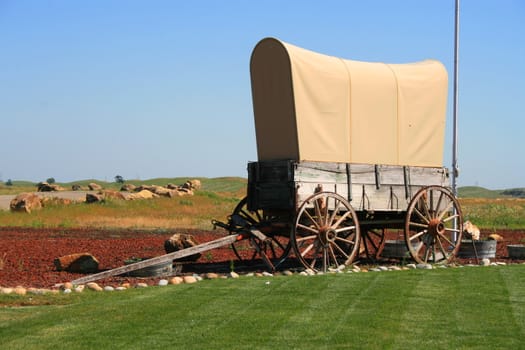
xmin=0 ymin=177 xmax=248 ymax=196
xmin=458 ymin=186 xmax=525 ymax=199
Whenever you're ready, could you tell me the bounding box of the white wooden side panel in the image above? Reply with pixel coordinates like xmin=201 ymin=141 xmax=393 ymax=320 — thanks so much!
xmin=293 ymin=162 xmax=449 ymax=211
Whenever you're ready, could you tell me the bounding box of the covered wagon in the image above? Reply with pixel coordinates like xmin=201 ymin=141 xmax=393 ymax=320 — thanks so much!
xmin=221 ymin=37 xmax=463 ymax=272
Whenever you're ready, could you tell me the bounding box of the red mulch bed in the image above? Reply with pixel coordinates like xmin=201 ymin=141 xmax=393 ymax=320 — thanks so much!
xmin=1 ymin=227 xmax=524 ymax=289
xmin=0 ymin=227 xmax=235 ymax=289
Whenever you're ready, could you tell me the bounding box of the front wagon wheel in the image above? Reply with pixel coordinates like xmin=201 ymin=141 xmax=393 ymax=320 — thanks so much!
xmin=292 ymin=192 xmax=360 ymax=272
xmin=229 ymin=197 xmax=290 ymax=266
xmin=404 ymin=186 xmax=463 ymax=264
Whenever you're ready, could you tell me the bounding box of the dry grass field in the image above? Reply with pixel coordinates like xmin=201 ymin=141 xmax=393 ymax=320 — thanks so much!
xmin=1 ymin=178 xmax=524 ymax=230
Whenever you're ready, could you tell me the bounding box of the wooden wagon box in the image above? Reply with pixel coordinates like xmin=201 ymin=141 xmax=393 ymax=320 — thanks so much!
xmin=247 ymin=160 xmax=450 ymax=213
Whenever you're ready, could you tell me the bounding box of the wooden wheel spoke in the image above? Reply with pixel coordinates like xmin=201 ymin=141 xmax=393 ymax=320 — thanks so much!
xmin=328 ymin=199 xmax=342 ymax=227
xmin=366 ymin=237 xmax=379 ymax=251
xmin=436 ymin=236 xmax=449 ymax=258
xmin=313 ymin=199 xmax=323 ymax=226
xmin=335 ymin=236 xmax=356 ymax=246
xmin=445 ymin=227 xmax=461 ymax=234
xmin=272 ymin=238 xmax=287 ymax=252
xmin=435 ymin=191 xmax=445 ymax=215
xmin=322 ymin=249 xmax=328 ymax=271
xmin=332 ymin=242 xmax=350 ymax=259
xmin=327 ymin=244 xmax=337 ymax=266
xmin=368 ymin=230 xmax=382 ymax=239
xmin=420 ymin=195 xmax=431 ymax=219
xmin=297 ymin=223 xmax=319 ymax=235
xmin=360 ymin=228 xmax=385 ymax=260
xmin=413 ymin=207 xmax=430 ymax=224
xmin=408 ymin=229 xmax=427 ymax=241
xmin=332 ymin=211 xmax=352 ymax=229
xmin=303 ymin=210 xmax=321 ymax=230
xmin=413 ymin=241 xmax=424 ymax=253
xmin=323 ymin=197 xmax=333 ymax=227
xmin=296 ymin=234 xmax=317 ymax=243
xmin=423 ymin=243 xmax=432 ymax=262
xmin=409 ymin=221 xmax=429 ymax=230
xmin=299 ymin=242 xmax=316 ymax=257
xmin=437 ymin=201 xmax=454 ymax=221
xmin=442 ymin=213 xmax=460 ymax=224
xmin=309 ymin=243 xmax=324 ymax=268
xmin=335 ymin=225 xmax=356 ymax=234
xmin=437 ymin=232 xmax=454 ymax=247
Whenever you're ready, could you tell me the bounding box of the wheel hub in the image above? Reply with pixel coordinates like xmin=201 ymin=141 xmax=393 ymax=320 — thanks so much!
xmin=428 ymin=218 xmax=445 ymax=236
xmin=319 ymin=227 xmax=337 ymax=245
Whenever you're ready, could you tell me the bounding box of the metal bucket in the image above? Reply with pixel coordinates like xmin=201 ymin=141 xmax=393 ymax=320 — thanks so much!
xmin=458 ymin=240 xmax=497 ymax=259
xmin=381 ymin=240 xmax=417 ymax=259
xmin=507 ymin=245 xmax=525 ymax=259
xmin=125 ymin=259 xmax=173 ymax=277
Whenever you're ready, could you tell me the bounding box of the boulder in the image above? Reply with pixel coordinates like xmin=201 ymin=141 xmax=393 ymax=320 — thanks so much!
xmin=88 ymin=183 xmax=103 ymax=191
xmin=14 ymin=286 xmax=27 ymax=295
xmin=135 ymin=185 xmax=156 ymax=192
xmin=37 ymin=182 xmax=65 ymax=192
xmin=149 ymin=185 xmax=171 ymax=196
xmin=169 ymin=276 xmax=184 ymax=285
xmin=167 ymin=189 xmax=183 ymax=198
xmin=463 ymin=220 xmax=480 ymax=240
xmin=86 ymin=282 xmax=103 ymax=292
xmin=177 ymin=188 xmax=194 ymax=196
xmin=164 ymin=233 xmax=201 ymax=261
xmin=101 ymin=190 xmax=126 ymax=200
xmin=10 ymin=193 xmax=42 ymax=213
xmin=125 ymin=189 xmax=158 ymax=200
xmin=71 ymin=184 xmax=82 ymax=191
xmin=36 ymin=182 xmax=52 ymax=192
xmin=86 ymin=193 xmax=104 ymax=203
xmin=54 ymin=253 xmax=99 ymax=273
xmin=183 ymin=276 xmax=198 ymax=284
xmin=120 ymin=184 xmax=136 ymax=192
xmin=180 ymin=179 xmax=201 ymax=191
xmin=41 ymin=197 xmax=72 ymax=206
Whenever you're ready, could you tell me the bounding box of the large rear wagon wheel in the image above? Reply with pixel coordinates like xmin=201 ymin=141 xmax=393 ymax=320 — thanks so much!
xmin=229 ymin=197 xmax=290 ymax=266
xmin=292 ymin=192 xmax=360 ymax=272
xmin=404 ymin=186 xmax=463 ymax=264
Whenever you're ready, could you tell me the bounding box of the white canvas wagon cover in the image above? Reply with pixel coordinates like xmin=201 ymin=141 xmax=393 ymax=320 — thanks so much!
xmin=250 ymin=37 xmax=448 ymax=167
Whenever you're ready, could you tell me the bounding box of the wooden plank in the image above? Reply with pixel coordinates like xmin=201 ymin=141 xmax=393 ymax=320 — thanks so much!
xmin=70 ymin=234 xmax=242 ymax=285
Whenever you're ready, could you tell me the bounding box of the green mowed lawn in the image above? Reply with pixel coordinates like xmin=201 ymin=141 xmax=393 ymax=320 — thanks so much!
xmin=1 ymin=265 xmax=524 ymax=349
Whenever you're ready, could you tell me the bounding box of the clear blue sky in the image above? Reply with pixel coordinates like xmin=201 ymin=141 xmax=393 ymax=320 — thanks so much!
xmin=0 ymin=0 xmax=523 ymax=189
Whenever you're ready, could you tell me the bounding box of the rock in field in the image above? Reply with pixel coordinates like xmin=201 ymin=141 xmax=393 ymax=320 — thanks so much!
xmin=86 ymin=282 xmax=103 ymax=292
xmin=85 ymin=193 xmax=104 ymax=203
xmin=10 ymin=193 xmax=42 ymax=213
xmin=88 ymin=183 xmax=103 ymax=191
xmin=183 ymin=276 xmax=198 ymax=284
xmin=54 ymin=253 xmax=99 ymax=273
xmin=164 ymin=233 xmax=201 ymax=262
